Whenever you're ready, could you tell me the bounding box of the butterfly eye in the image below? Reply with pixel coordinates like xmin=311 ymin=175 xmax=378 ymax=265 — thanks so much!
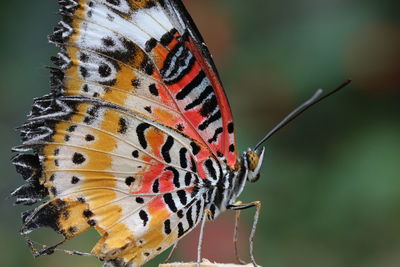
xmin=246 ymin=148 xmax=265 ymax=183
xmin=246 ymin=151 xmax=259 ymax=171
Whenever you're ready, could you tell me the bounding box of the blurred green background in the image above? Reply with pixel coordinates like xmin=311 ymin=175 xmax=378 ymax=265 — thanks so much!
xmin=1 ymin=0 xmax=399 ymax=266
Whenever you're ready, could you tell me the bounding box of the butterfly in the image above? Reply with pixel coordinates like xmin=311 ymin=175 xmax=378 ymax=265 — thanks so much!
xmin=11 ymin=0 xmax=350 ymax=266
xmin=11 ymin=0 xmax=265 ymax=266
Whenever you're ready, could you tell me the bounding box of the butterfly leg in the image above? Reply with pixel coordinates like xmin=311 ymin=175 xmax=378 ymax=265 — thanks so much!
xmin=24 ymin=234 xmax=67 ymax=257
xmin=164 ymin=241 xmax=179 ymax=263
xmin=228 ymin=201 xmax=261 ymax=267
xmin=24 ymin=234 xmax=92 ymax=257
xmin=233 ymin=201 xmax=247 ymax=264
xmin=197 ymin=209 xmax=211 ymax=267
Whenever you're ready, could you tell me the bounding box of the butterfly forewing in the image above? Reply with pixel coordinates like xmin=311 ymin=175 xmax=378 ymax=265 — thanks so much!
xmin=53 ymin=0 xmax=237 ymax=165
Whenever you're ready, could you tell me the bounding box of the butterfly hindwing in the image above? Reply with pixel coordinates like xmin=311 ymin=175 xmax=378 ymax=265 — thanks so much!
xmin=15 ymin=95 xmax=217 ymax=264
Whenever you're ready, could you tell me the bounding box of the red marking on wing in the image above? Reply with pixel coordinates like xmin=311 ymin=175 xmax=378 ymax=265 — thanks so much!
xmin=159 ymin=169 xmax=175 ymax=192
xmin=135 ymin=163 xmax=164 ymax=194
xmin=186 ymin=37 xmax=237 ymax=167
xmin=148 ymin=197 xmax=165 ymax=213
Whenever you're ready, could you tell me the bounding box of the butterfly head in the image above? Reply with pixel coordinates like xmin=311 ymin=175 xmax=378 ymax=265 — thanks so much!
xmin=243 ymin=147 xmax=265 ymax=183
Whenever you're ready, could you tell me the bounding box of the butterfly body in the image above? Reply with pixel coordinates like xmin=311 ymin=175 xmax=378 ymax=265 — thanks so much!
xmin=11 ymin=1 xmax=265 ymax=266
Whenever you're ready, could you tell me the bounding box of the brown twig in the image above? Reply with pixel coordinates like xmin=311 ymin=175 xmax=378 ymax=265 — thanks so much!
xmin=160 ymin=259 xmax=260 ymax=267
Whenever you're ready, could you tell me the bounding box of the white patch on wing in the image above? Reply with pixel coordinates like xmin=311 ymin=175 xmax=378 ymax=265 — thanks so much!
xmin=119 ymin=206 xmax=151 ymax=238
xmin=82 ymin=2 xmax=176 ymax=51
xmin=163 ymin=1 xmax=185 ymax=34
xmin=132 ymin=6 xmax=173 ymax=40
xmin=149 ymin=5 xmax=174 ymax=31
xmin=51 ymin=171 xmax=82 ymax=195
xmin=77 ymin=52 xmax=118 ymax=83
xmin=79 ymin=82 xmax=106 ymax=98
xmin=77 ymin=19 xmax=130 ymax=53
xmin=85 ymin=2 xmax=150 ymax=48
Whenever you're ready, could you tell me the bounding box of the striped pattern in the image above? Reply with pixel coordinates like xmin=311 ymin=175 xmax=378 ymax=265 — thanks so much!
xmin=158 ymin=35 xmax=229 ymax=158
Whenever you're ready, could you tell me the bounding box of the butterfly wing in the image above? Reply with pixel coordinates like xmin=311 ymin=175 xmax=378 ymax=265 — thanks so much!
xmin=52 ymin=0 xmax=237 ymax=166
xmin=12 ymin=0 xmax=232 ymax=266
xmin=15 ymin=97 xmax=210 ymax=265
xmin=165 ymin=0 xmax=238 ymax=166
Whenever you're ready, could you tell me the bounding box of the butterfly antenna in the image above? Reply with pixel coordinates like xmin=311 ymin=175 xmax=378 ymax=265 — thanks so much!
xmin=254 ymin=79 xmax=352 ymax=150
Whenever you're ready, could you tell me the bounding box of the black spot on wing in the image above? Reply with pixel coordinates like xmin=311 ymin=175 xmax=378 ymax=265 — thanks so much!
xmin=229 ymin=144 xmax=235 ymax=152
xmin=163 ymin=193 xmax=177 ymax=212
xmin=67 ymin=125 xmax=77 ymax=132
xmin=84 ymin=105 xmax=100 ymax=125
xmin=125 ymin=176 xmax=135 ymax=186
xmin=85 ymin=134 xmax=95 ymax=142
xmin=118 ymin=117 xmax=128 ymax=134
xmin=149 ymin=84 xmax=159 ymax=96
xmin=131 ymin=150 xmax=139 ymax=158
xmin=80 ymin=66 xmax=88 ymax=78
xmin=136 ymin=123 xmax=151 ymax=149
xmin=106 ymin=0 xmax=121 ymax=6
xmin=80 ymin=53 xmax=89 ymax=62
xmin=186 ymin=206 xmax=194 ymax=229
xmin=141 ymin=57 xmax=154 ymax=75
xmin=164 ymin=219 xmax=171 ymax=234
xmin=176 ymin=123 xmax=185 ymax=131
xmin=145 ymin=38 xmax=157 ymax=52
xmin=161 ymin=136 xmax=174 ymax=163
xmin=72 ymin=153 xmax=86 ymax=165
xmin=152 ymin=178 xmax=160 ymax=193
xmin=177 ymin=190 xmax=187 ymax=205
xmin=98 ymin=64 xmax=112 ymax=77
xmin=200 ymin=95 xmax=218 ymax=117
xmin=205 ymin=159 xmax=217 ymax=180
xmin=83 ymin=209 xmax=93 ymax=218
xmin=102 ymin=37 xmax=115 ymax=47
xmin=179 ymin=148 xmax=188 ymax=168
xmin=144 ymin=106 xmax=152 ymax=113
xmin=190 ymin=142 xmax=200 ymax=155
xmin=177 ymin=210 xmax=184 ymax=218
xmin=184 ymin=172 xmax=192 ymax=186
xmin=71 ymin=176 xmax=80 ymax=184
xmin=177 ymin=222 xmax=185 ymax=237
xmin=139 ymin=210 xmax=149 ymax=227
xmin=227 ymin=122 xmax=234 ymax=134
xmin=190 ymin=157 xmax=197 ymax=172
xmin=131 ymin=78 xmax=141 ymax=88
xmin=165 ymin=167 xmax=180 ymax=188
